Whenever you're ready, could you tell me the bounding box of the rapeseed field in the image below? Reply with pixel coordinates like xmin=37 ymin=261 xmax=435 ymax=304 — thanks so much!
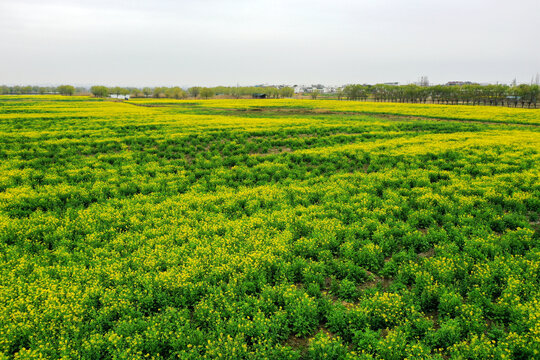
xmin=0 ymin=96 xmax=538 ymax=359
xmin=129 ymin=98 xmax=540 ymax=125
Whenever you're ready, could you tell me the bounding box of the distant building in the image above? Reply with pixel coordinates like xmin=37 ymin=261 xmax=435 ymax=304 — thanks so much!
xmin=292 ymin=85 xmax=339 ymax=94
xmin=110 ymin=94 xmax=130 ymax=100
xmin=252 ymin=93 xmax=267 ymax=99
xmin=322 ymin=86 xmax=338 ymax=93
xmin=445 ymin=81 xmax=477 ymax=86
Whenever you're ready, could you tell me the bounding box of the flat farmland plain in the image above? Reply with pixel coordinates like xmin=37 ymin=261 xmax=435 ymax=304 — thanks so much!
xmin=0 ymin=96 xmax=539 ymax=359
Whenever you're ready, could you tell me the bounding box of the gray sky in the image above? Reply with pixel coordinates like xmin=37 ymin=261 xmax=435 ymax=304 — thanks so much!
xmin=1 ymin=0 xmax=539 ymax=87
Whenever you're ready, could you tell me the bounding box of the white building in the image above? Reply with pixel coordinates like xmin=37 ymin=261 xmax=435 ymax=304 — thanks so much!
xmin=110 ymin=94 xmax=130 ymax=100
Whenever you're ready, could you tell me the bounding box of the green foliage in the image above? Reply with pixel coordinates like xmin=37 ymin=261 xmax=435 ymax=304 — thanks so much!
xmin=90 ymin=85 xmax=109 ymax=97
xmin=307 ymin=332 xmax=349 ymax=360
xmin=279 ymin=87 xmax=295 ymax=98
xmin=0 ymin=96 xmax=538 ymax=359
xmin=428 ymin=318 xmax=462 ymax=349
xmin=368 ymin=83 xmax=539 ymax=107
xmin=188 ymin=86 xmax=201 ymax=98
xmin=57 ymin=84 xmax=75 ymax=96
xmin=199 ymin=87 xmax=215 ymax=99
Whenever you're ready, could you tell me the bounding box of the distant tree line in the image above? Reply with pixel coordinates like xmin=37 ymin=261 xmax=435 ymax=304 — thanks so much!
xmin=3 ymin=83 xmax=538 ymax=107
xmin=211 ymin=86 xmax=295 ymax=99
xmin=0 ymin=85 xmax=80 ymax=96
xmin=342 ymin=84 xmax=539 ymax=108
xmin=87 ymin=85 xmax=295 ymax=99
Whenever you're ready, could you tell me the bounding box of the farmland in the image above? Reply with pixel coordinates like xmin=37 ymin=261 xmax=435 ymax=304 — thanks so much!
xmin=0 ymin=96 xmax=539 ymax=359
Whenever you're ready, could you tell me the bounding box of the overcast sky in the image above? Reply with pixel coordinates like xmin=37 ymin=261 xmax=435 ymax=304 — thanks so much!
xmin=1 ymin=0 xmax=539 ymax=87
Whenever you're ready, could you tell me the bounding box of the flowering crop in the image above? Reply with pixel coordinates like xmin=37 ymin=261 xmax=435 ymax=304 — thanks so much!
xmin=0 ymin=96 xmax=539 ymax=358
xmin=129 ymin=98 xmax=540 ymax=125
